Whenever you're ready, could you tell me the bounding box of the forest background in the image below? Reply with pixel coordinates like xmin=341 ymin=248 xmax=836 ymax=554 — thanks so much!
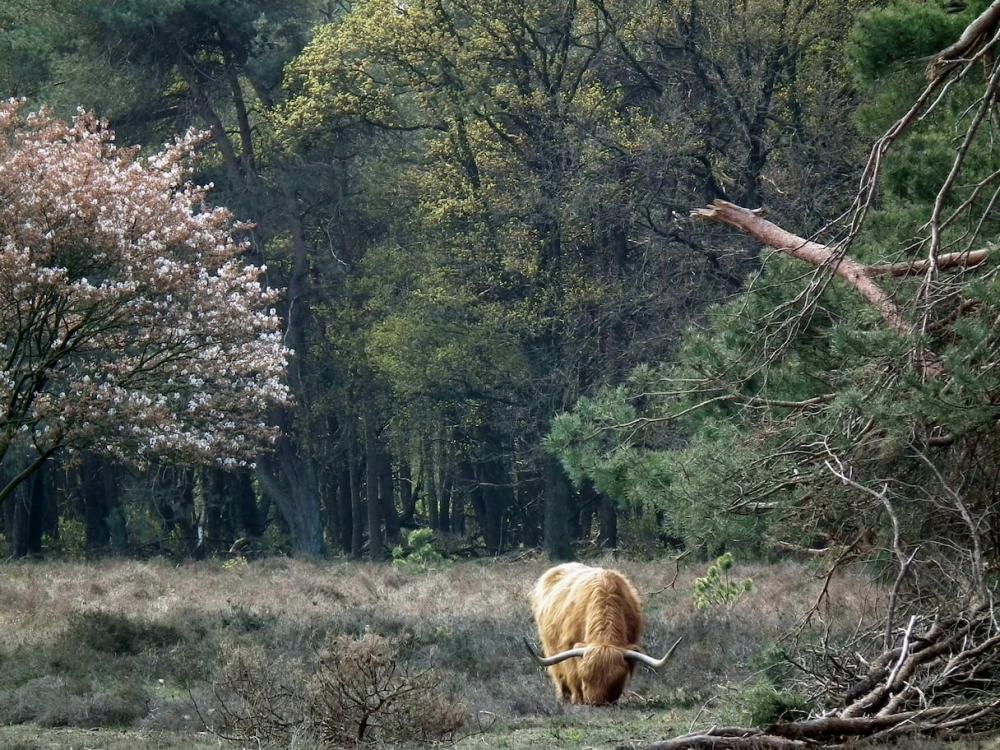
xmin=0 ymin=0 xmax=995 ymax=589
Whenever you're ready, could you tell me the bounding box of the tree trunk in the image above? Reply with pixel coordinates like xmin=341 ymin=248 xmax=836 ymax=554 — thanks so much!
xmin=598 ymin=491 xmax=618 ymax=549
xmin=336 ymin=464 xmax=353 ymax=554
xmin=230 ymin=469 xmax=262 ymax=540
xmin=451 ymin=480 xmax=465 ymax=536
xmin=253 ymin=180 xmax=325 ymax=556
xmin=438 ymin=461 xmax=451 ymax=533
xmin=200 ymin=468 xmax=229 ymax=555
xmin=543 ymin=457 xmax=573 ymax=560
xmin=379 ymin=446 xmax=401 ymax=547
xmin=515 ymin=462 xmax=540 ymax=548
xmin=80 ymin=454 xmax=114 ymax=554
xmin=3 ymin=458 xmax=46 ymax=557
xmin=257 ymin=436 xmax=323 ymax=557
xmin=6 ymin=484 xmax=31 ymax=557
xmin=424 ymin=441 xmax=440 ymax=530
xmin=364 ymin=405 xmax=385 ymax=561
xmin=398 ymin=460 xmax=416 ymax=527
xmin=151 ymin=467 xmax=195 ymax=555
xmin=473 ymin=456 xmax=508 ymax=554
xmin=349 ymin=437 xmax=364 ymax=558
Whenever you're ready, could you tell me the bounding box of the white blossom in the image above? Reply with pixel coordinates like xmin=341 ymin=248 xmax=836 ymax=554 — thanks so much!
xmin=0 ymin=101 xmax=290 ymax=468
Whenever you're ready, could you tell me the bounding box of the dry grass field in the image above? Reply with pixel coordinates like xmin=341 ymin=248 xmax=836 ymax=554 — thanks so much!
xmin=0 ymin=554 xmax=989 ymax=749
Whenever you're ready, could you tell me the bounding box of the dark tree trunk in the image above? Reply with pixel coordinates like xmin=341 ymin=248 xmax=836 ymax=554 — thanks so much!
xmin=575 ymin=483 xmax=599 ymax=542
xmin=6 ymin=485 xmax=30 ymax=557
xmin=398 ymin=460 xmax=416 ymax=527
xmin=80 ymin=454 xmax=118 ymax=554
xmin=200 ymin=468 xmax=229 ymax=555
xmin=425 ymin=442 xmax=440 ymax=530
xmin=230 ymin=469 xmax=262 ymax=540
xmin=438 ymin=470 xmax=451 ymax=534
xmin=379 ymin=447 xmax=401 ymax=547
xmin=37 ymin=462 xmax=59 ymax=545
xmin=515 ymin=463 xmax=540 ymax=548
xmin=337 ymin=464 xmax=353 ymax=554
xmin=473 ymin=458 xmax=508 ymax=554
xmin=257 ymin=434 xmax=323 ymax=557
xmin=0 ymin=452 xmax=59 ymax=557
xmin=468 ymin=462 xmax=487 ymax=544
xmin=201 ymin=469 xmax=258 ymax=554
xmin=364 ymin=405 xmax=384 ymax=561
xmin=543 ymin=457 xmax=573 ymax=560
xmin=451 ymin=479 xmax=466 ymax=536
xmin=4 ymin=459 xmax=47 ymax=557
xmin=152 ymin=467 xmax=195 ymax=555
xmin=349 ymin=438 xmax=364 ymax=558
xmin=598 ymin=491 xmax=618 ymax=549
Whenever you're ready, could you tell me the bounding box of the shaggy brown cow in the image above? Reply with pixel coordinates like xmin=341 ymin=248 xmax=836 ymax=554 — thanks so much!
xmin=525 ymin=562 xmax=681 ymax=705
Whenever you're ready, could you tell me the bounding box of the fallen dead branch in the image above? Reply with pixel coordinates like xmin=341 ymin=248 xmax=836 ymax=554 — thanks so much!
xmin=627 ymin=609 xmax=1000 ymax=750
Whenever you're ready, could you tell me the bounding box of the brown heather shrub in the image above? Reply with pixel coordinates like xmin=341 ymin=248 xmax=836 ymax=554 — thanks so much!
xmin=215 ymin=632 xmax=464 ymax=748
xmin=63 ymin=609 xmax=184 ymax=656
xmin=0 ymin=675 xmax=150 ymax=728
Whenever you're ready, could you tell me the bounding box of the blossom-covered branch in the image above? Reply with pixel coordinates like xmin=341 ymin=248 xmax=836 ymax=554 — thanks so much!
xmin=0 ymin=100 xmax=289 ymax=503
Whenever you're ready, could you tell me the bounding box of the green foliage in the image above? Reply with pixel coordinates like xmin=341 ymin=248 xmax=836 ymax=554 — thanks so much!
xmin=223 ymin=555 xmax=249 ymax=571
xmin=42 ymin=518 xmax=87 ymax=559
xmin=392 ymin=528 xmax=448 ymax=571
xmin=741 ymin=678 xmax=812 ymax=727
xmin=692 ymin=553 xmax=753 ymax=610
xmin=124 ymin=506 xmax=164 ymax=555
xmin=848 ymin=2 xmax=972 ymax=82
xmin=261 ymin=522 xmax=291 ymax=556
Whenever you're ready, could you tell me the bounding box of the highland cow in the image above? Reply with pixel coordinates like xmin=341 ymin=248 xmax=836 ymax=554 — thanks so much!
xmin=525 ymin=562 xmax=681 ymax=705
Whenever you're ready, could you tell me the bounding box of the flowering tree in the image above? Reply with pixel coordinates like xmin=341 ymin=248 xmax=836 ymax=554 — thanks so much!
xmin=0 ymin=100 xmax=289 ymax=505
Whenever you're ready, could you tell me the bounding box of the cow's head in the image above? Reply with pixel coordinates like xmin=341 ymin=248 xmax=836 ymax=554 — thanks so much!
xmin=524 ymin=637 xmax=682 ymax=705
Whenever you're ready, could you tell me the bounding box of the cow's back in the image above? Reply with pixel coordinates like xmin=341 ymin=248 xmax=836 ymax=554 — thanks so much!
xmin=530 ymin=563 xmax=643 ymax=654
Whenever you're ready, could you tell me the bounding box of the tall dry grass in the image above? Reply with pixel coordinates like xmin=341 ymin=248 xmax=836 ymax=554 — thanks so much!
xmin=0 ymin=554 xmax=882 ymax=742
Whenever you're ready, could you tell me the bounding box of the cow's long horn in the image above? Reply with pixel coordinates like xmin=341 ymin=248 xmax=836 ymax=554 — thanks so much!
xmin=523 ymin=637 xmax=590 ymax=667
xmin=623 ymin=636 xmax=683 ymax=669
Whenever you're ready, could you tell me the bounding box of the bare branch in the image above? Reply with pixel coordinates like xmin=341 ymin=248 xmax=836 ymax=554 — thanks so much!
xmin=928 ymin=0 xmax=1000 ymax=79
xmin=691 ymin=200 xmax=909 ymax=333
xmin=867 ymin=248 xmax=991 ymax=277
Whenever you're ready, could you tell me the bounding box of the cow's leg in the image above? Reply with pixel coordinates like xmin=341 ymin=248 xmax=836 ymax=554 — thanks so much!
xmin=550 ymin=669 xmax=572 ymax=701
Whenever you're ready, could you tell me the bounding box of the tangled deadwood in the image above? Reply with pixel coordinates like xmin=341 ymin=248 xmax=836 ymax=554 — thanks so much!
xmin=626 ymin=607 xmax=1000 ymax=749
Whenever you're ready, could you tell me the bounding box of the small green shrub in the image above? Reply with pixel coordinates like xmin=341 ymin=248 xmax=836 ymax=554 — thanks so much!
xmin=392 ymin=528 xmax=447 ymax=571
xmin=125 ymin=505 xmax=165 ymax=554
xmin=742 ymin=679 xmax=812 ymax=727
xmin=692 ymin=553 xmax=753 ymax=610
xmin=223 ymin=555 xmax=249 ymax=571
xmin=261 ymin=523 xmax=291 ymax=555
xmin=42 ymin=518 xmax=87 ymax=558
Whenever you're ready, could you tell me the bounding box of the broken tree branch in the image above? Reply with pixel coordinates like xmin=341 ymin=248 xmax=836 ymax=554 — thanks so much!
xmin=691 ymin=200 xmax=909 ymax=333
xmin=867 ymin=248 xmax=992 ymax=277
xmin=928 ymin=0 xmax=1000 ymax=80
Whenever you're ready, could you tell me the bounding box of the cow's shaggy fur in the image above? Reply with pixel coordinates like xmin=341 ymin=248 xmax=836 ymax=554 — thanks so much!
xmin=529 ymin=562 xmax=644 ymax=705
